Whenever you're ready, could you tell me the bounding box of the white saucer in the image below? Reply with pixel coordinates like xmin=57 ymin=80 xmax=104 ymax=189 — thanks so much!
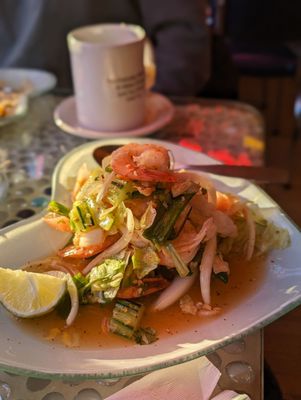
xmin=0 ymin=68 xmax=57 ymax=97
xmin=53 ymin=92 xmax=175 ymax=139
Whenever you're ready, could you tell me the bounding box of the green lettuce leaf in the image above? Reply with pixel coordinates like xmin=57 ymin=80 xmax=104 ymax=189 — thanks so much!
xmin=132 ymin=247 xmax=159 ymax=279
xmin=88 ymin=258 xmax=127 ymax=301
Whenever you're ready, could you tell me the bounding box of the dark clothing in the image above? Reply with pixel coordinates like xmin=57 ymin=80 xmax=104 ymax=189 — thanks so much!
xmin=225 ymin=0 xmax=301 ymax=42
xmin=0 ymin=0 xmax=210 ymax=96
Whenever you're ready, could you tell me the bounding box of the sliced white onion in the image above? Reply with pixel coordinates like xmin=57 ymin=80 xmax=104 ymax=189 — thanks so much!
xmin=212 ymin=210 xmax=237 ymax=237
xmin=243 ymin=207 xmax=256 ymax=260
xmin=46 ymin=271 xmax=79 ymax=326
xmin=23 ymin=257 xmax=80 ymax=276
xmin=96 ymin=171 xmax=116 ymax=203
xmin=72 ymin=162 xmax=90 ymax=200
xmin=65 ymin=277 xmax=79 ymax=326
xmin=199 ymin=234 xmax=217 ymax=305
xmin=83 ymin=207 xmax=134 ymax=274
xmin=101 ymin=155 xmax=112 ymax=171
xmin=49 ymin=261 xmax=77 ymax=275
xmin=151 ymin=270 xmax=198 ymax=312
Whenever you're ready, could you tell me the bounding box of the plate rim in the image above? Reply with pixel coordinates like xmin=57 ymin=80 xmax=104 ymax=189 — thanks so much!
xmin=0 ymin=67 xmax=57 ymax=97
xmin=0 ymin=138 xmax=300 ymax=379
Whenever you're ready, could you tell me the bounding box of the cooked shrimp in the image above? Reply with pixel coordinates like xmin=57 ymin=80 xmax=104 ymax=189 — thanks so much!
xmin=110 ymin=143 xmax=178 ymax=182
xmin=43 ymin=214 xmax=71 ymax=232
xmin=216 ymin=191 xmax=244 ymax=215
xmin=58 ymin=233 xmax=119 ymax=259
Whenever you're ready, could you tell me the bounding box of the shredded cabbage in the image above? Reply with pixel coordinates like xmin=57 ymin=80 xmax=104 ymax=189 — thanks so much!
xmin=88 ymin=258 xmax=127 ymax=302
xmin=254 ymin=219 xmax=291 ymax=254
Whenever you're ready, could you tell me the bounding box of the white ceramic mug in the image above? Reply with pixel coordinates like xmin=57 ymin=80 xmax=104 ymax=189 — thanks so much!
xmin=67 ymin=23 xmax=146 ymax=132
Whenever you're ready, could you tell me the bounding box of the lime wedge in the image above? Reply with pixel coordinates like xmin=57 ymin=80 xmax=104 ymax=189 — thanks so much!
xmin=0 ymin=267 xmax=67 ymax=318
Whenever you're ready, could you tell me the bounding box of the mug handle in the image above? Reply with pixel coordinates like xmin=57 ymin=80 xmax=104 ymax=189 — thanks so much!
xmin=144 ymin=38 xmax=156 ymax=90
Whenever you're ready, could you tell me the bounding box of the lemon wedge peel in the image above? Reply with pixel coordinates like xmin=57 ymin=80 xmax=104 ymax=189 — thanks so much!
xmin=0 ymin=267 xmax=67 ymax=318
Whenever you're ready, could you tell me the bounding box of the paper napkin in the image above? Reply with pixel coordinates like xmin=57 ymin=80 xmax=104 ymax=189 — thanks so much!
xmin=106 ymin=357 xmax=251 ymax=400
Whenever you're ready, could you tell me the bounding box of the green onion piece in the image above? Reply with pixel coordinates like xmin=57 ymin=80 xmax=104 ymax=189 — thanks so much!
xmin=111 ymin=180 xmax=125 ymax=189
xmin=165 ymin=243 xmax=190 ymax=277
xmin=215 ymin=272 xmax=229 ymax=284
xmin=72 ymin=273 xmax=90 ymax=304
xmin=134 ymin=327 xmax=158 ymax=345
xmin=129 ymin=191 xmax=145 ymax=199
xmin=152 ymin=189 xmax=172 ymax=204
xmin=76 ymin=205 xmax=86 ymax=227
xmin=168 ymin=205 xmax=192 ymax=241
xmin=72 ymin=273 xmax=89 ymax=289
xmin=47 ymin=200 xmax=70 ymax=217
xmin=143 ymin=192 xmax=196 ymax=244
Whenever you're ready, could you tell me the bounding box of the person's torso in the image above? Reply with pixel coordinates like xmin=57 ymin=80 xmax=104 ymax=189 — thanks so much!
xmin=0 ymin=0 xmax=141 ymax=88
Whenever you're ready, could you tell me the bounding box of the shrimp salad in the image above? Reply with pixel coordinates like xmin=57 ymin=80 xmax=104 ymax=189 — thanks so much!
xmin=36 ymin=143 xmax=290 ymax=344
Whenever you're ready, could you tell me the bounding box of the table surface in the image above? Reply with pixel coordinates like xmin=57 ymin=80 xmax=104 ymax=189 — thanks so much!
xmin=0 ymin=93 xmax=265 ymax=399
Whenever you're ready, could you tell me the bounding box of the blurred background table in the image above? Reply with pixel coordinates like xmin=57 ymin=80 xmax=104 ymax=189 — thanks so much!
xmin=0 ymin=93 xmax=265 ymax=399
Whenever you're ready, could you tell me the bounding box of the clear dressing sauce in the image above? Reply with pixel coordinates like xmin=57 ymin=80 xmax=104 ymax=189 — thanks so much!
xmin=17 ymin=256 xmax=267 ymax=348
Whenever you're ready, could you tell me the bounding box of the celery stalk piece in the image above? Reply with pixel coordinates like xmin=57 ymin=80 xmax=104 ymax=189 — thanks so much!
xmin=69 ymin=200 xmax=96 ymax=232
xmin=109 ymin=300 xmax=145 ymax=339
xmin=165 ymin=243 xmax=190 ymax=277
xmin=47 ymin=200 xmax=70 ymax=217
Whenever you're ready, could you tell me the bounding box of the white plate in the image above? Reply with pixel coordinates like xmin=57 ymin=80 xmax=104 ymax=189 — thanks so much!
xmin=0 ymin=138 xmax=300 ymax=379
xmin=53 ymin=92 xmax=174 ymax=139
xmin=0 ymin=68 xmax=57 ymax=97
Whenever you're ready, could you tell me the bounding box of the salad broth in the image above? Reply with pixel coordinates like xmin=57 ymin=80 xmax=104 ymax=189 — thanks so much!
xmin=17 ymin=256 xmax=267 ymax=348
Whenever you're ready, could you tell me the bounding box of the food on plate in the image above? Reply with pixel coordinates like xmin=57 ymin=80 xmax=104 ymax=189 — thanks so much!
xmin=0 ymin=267 xmax=67 ymax=318
xmin=0 ymin=143 xmax=290 ymax=346
xmin=0 ymin=86 xmax=23 ymax=118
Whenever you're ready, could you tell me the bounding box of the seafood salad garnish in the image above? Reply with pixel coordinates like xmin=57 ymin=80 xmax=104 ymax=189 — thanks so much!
xmin=0 ymin=143 xmax=291 ymax=345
